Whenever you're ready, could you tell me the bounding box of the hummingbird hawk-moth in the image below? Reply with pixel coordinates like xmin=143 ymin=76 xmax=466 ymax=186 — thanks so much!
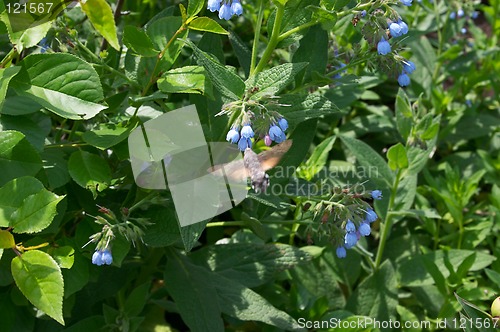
xmin=209 ymin=140 xmax=293 ymax=193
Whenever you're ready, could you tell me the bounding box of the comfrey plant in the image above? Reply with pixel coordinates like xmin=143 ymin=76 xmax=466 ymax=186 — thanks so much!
xmin=359 ymin=0 xmax=417 ymax=86
xmin=83 ymin=206 xmax=150 ymax=266
xmin=303 ymin=188 xmax=383 ymax=258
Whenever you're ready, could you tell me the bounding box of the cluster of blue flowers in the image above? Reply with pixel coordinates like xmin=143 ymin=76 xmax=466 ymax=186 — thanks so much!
xmin=336 ymin=190 xmax=382 ymax=258
xmin=92 ymin=249 xmax=113 ymax=266
xmin=377 ymin=17 xmax=409 ymax=56
xmin=226 ymin=117 xmax=288 ymax=151
xmin=207 ymin=0 xmax=243 ymax=20
xmin=397 ymin=60 xmax=416 ymax=87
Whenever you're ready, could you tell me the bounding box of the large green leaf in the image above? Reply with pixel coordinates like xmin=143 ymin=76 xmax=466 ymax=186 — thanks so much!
xmin=245 ymin=62 xmax=308 ymax=100
xmin=164 ymin=250 xmax=224 ymax=332
xmin=346 ymin=260 xmax=398 ymax=323
xmin=191 ymin=243 xmax=312 ymax=287
xmin=274 ymin=93 xmax=340 ymax=126
xmin=0 ymin=11 xmax=51 ymax=52
xmin=10 ymin=54 xmax=106 ymax=120
xmin=185 ymin=39 xmax=245 ymax=102
xmin=81 ymin=0 xmax=120 ymax=50
xmin=123 ymin=26 xmax=159 ymax=57
xmin=0 ymin=67 xmax=21 ymax=108
xmin=67 ymin=150 xmax=112 ymax=197
xmin=11 ymin=190 xmax=64 ymax=234
xmin=339 ymin=135 xmax=394 ymax=186
xmin=11 ymin=250 xmax=64 ymax=325
xmin=387 ymin=143 xmax=408 ymax=171
xmin=213 ymin=274 xmax=300 ymax=330
xmin=0 ymin=113 xmax=51 ymax=151
xmin=82 ymin=121 xmax=137 ymax=150
xmin=146 ymin=16 xmax=187 ymax=72
xmin=0 ymin=131 xmax=42 ymax=186
xmin=302 ymin=136 xmax=336 ymax=180
xmin=0 ymin=176 xmax=45 ymax=227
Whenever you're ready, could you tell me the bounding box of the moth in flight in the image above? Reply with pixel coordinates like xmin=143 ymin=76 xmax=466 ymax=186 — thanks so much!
xmin=209 ymin=140 xmax=293 ymax=193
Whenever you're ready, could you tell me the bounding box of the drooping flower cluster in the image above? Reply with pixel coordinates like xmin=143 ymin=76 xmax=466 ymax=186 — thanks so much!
xmin=92 ymin=249 xmax=113 ymax=266
xmin=207 ymin=0 xmax=243 ymax=20
xmin=83 ymin=205 xmax=149 ymax=267
xmin=397 ymin=60 xmax=416 ymax=87
xmin=336 ymin=206 xmax=379 ymax=258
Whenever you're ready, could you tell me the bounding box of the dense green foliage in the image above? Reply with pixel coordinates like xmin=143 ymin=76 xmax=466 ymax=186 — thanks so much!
xmin=0 ymin=0 xmax=499 ymax=331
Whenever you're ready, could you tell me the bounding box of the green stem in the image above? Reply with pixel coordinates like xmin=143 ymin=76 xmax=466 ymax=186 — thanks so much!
xmin=432 ymin=0 xmax=443 ymax=80
xmin=253 ymin=4 xmax=285 ymax=74
xmin=278 ymin=21 xmax=317 ymax=42
xmin=45 ymin=142 xmax=88 ymax=149
xmin=141 ymin=24 xmax=187 ymax=96
xmin=127 ymin=191 xmax=158 ymax=215
xmin=374 ymin=168 xmax=402 ymax=269
xmin=0 ymin=48 xmax=16 ymax=68
xmin=249 ymin=0 xmax=265 ymax=76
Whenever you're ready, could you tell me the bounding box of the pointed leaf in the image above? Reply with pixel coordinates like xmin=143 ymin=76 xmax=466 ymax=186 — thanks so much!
xmin=123 ymin=26 xmax=159 ymax=57
xmin=10 ymin=54 xmax=106 ymax=120
xmin=0 ymin=176 xmax=45 ymax=227
xmin=245 ymin=62 xmax=308 ymax=99
xmin=11 ymin=190 xmax=64 ymax=234
xmin=81 ymin=0 xmax=120 ymax=50
xmin=0 ymin=67 xmax=21 ymax=109
xmin=68 ymin=150 xmax=112 ymax=196
xmin=0 ymin=131 xmax=42 ymax=187
xmin=185 ymin=39 xmax=245 ymax=102
xmin=213 ymin=274 xmax=300 ymax=330
xmin=188 ymin=17 xmax=228 ymax=35
xmin=164 ymin=250 xmax=224 ymax=332
xmin=187 ymin=0 xmax=205 ymax=17
xmin=11 ymin=250 xmax=64 ymax=325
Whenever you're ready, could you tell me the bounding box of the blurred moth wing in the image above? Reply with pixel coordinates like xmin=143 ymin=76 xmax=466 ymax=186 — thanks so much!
xmin=208 ymin=140 xmax=292 ymax=192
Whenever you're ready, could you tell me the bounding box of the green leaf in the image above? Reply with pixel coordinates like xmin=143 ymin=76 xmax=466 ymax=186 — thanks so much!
xmin=11 ymin=250 xmax=64 ymax=325
xmin=228 ymin=31 xmax=251 ymax=77
xmin=49 ymin=246 xmax=75 ymax=269
xmin=68 ymin=150 xmax=112 ymax=197
xmin=10 ymin=54 xmax=106 ymax=120
xmin=0 ymin=230 xmax=15 ymax=249
xmin=82 ymin=121 xmax=137 ymax=150
xmin=395 ymin=88 xmax=413 ymax=140
xmin=245 ymin=62 xmax=308 ymax=100
xmin=0 ymin=11 xmax=51 ymax=52
xmin=0 ymin=113 xmax=51 ymax=151
xmin=0 ymin=67 xmax=21 ymax=108
xmin=146 ymin=16 xmax=187 ymax=72
xmin=188 ymin=17 xmax=228 ymax=35
xmin=142 ymin=207 xmax=181 ymax=247
xmin=292 ymin=25 xmax=328 ymax=84
xmin=387 ymin=143 xmax=409 ymax=170
xmin=157 ymin=66 xmax=212 ymax=96
xmin=275 ymin=93 xmax=340 ymax=125
xmin=123 ymin=26 xmax=160 ymax=57
xmin=308 ymin=5 xmax=337 ymax=30
xmin=164 ymin=250 xmax=224 ymax=332
xmin=42 ymin=150 xmax=71 ymax=189
xmin=187 ymin=0 xmax=205 ymax=17
xmin=123 ymin=282 xmax=150 ymax=317
xmin=302 ymin=136 xmax=336 ymax=180
xmin=346 ymin=260 xmax=398 ymax=322
xmin=191 ymin=243 xmax=312 ymax=288
xmin=0 ymin=95 xmax=42 ymax=115
xmin=0 ymin=176 xmax=45 ymax=227
xmin=185 ymin=39 xmax=246 ymax=102
xmin=81 ymin=0 xmax=120 ymax=50
xmin=0 ymin=131 xmax=42 ymax=187
xmin=339 ymin=135 xmax=394 ymax=186
xmin=180 ymin=219 xmax=209 ymax=252
xmin=212 ymin=274 xmax=300 ymax=330
xmin=456 ymin=294 xmax=497 ymax=332
xmin=11 ymin=190 xmax=64 ymax=234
